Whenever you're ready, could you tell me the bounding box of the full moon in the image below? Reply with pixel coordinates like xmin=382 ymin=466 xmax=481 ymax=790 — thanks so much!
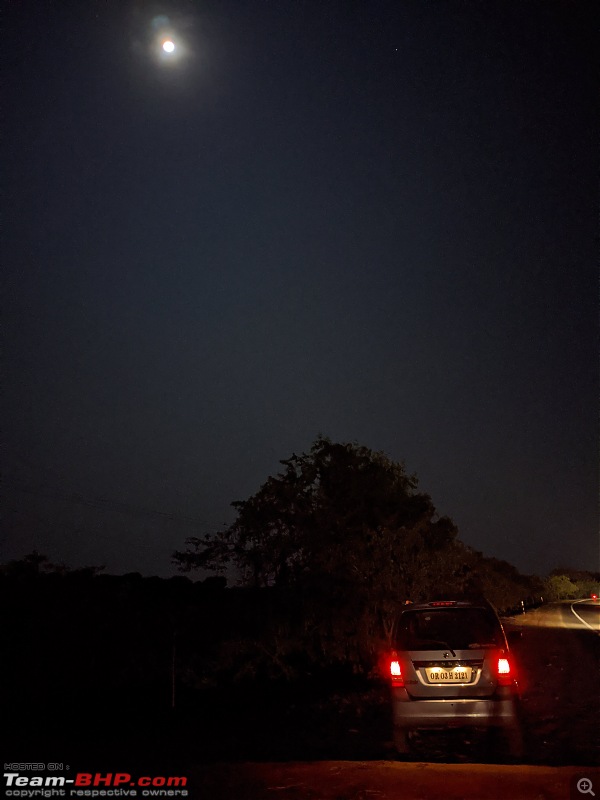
xmin=162 ymin=40 xmax=175 ymax=53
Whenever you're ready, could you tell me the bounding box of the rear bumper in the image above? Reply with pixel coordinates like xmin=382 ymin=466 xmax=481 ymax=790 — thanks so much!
xmin=391 ymin=688 xmax=520 ymax=730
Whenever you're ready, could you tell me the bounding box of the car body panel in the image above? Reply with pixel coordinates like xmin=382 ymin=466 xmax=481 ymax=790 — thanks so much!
xmin=391 ymin=689 xmax=520 ymax=728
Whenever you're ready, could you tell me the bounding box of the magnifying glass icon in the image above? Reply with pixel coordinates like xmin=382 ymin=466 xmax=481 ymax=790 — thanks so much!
xmin=577 ymin=778 xmax=596 ymax=796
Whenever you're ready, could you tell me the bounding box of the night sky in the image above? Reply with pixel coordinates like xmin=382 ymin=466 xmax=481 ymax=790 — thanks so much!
xmin=4 ymin=0 xmax=597 ymax=579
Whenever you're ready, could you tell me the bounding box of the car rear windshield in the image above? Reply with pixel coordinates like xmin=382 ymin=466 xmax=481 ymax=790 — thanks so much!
xmin=395 ymin=607 xmax=502 ymax=650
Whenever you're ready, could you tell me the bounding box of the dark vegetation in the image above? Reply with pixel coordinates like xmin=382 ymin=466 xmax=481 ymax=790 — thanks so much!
xmin=3 ymin=439 xmax=596 ymax=765
xmin=4 ymin=554 xmax=596 ymax=769
xmin=2 ymin=559 xmax=390 ymax=765
xmin=174 ymin=437 xmax=545 ymax=630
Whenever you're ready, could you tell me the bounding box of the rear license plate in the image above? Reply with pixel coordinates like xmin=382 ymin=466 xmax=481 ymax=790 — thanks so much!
xmin=425 ymin=667 xmax=472 ymax=683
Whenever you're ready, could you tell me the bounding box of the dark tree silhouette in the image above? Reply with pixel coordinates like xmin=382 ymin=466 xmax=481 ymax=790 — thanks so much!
xmin=174 ymin=436 xmax=474 ymax=663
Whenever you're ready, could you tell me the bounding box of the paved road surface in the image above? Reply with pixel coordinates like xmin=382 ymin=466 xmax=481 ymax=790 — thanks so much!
xmin=506 ymin=599 xmax=599 ymax=766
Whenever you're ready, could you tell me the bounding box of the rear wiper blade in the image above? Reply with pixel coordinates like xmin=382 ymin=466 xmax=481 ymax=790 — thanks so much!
xmin=436 ymin=642 xmax=456 ymax=657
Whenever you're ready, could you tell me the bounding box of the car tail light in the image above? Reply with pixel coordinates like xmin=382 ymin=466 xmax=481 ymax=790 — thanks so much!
xmin=497 ymin=656 xmax=515 ymax=686
xmin=429 ymin=601 xmax=457 ymax=607
xmin=390 ymin=659 xmax=404 ymax=686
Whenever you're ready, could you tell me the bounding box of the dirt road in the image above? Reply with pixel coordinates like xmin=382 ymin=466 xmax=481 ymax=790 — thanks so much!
xmin=192 ymin=760 xmax=600 ymax=799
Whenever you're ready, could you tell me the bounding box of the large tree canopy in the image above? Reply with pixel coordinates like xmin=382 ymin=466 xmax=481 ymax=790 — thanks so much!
xmin=174 ymin=437 xmax=540 ymax=671
xmin=175 ymin=437 xmax=467 ymax=606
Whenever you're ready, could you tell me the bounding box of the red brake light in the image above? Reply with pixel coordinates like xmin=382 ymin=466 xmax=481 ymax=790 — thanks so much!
xmin=390 ymin=659 xmax=404 ymax=686
xmin=592 ymin=594 xmax=598 ymax=600
xmin=429 ymin=601 xmax=457 ymax=607
xmin=497 ymin=657 xmax=515 ymax=685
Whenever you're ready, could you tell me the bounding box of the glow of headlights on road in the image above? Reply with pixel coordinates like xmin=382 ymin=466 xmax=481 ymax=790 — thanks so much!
xmin=503 ymin=600 xmax=599 ymax=633
xmin=515 ymin=620 xmax=599 ymax=631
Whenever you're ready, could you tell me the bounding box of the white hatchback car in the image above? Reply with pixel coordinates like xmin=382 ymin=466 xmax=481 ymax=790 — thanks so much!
xmin=388 ymin=599 xmax=524 ymax=757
